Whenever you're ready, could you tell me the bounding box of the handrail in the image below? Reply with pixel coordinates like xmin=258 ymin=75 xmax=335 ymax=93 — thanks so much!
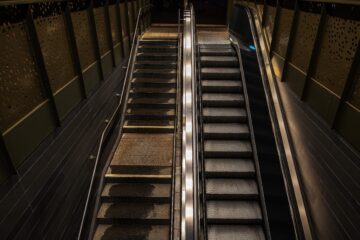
xmin=76 ymin=5 xmax=151 ymax=240
xmin=170 ymin=8 xmax=182 ymax=240
xmin=181 ymin=3 xmax=198 ymax=240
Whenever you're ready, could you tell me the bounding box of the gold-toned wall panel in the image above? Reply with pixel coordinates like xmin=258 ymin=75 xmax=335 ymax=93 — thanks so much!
xmin=264 ymin=6 xmax=276 ymax=43
xmin=109 ymin=5 xmax=121 ymax=45
xmin=289 ymin=11 xmax=320 ymax=73
xmin=71 ymin=10 xmax=97 ymax=70
xmin=274 ymin=8 xmax=294 ymax=58
xmin=313 ymin=16 xmax=360 ymax=95
xmin=120 ymin=3 xmax=128 ymax=37
xmin=93 ymin=7 xmax=110 ymax=56
xmin=0 ymin=22 xmax=45 ymax=132
xmin=35 ymin=14 xmax=76 ymax=93
xmin=349 ymin=72 xmax=360 ymax=109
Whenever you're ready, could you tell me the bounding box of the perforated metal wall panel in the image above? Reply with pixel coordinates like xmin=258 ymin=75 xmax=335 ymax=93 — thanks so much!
xmin=70 ymin=6 xmax=97 ymax=70
xmin=93 ymin=6 xmax=111 ymax=56
xmin=274 ymin=8 xmax=294 ymax=58
xmin=0 ymin=6 xmax=45 ymax=133
xmin=349 ymin=71 xmax=360 ymax=109
xmin=264 ymin=6 xmax=277 ymax=43
xmin=109 ymin=4 xmax=121 ymax=45
xmin=34 ymin=4 xmax=77 ymax=93
xmin=312 ymin=16 xmax=360 ymax=95
xmin=289 ymin=11 xmax=320 ymax=73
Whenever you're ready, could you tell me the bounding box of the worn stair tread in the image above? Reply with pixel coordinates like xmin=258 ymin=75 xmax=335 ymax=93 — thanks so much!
xmin=201 ymin=68 xmax=241 ymax=78
xmin=205 ymin=158 xmax=255 ymax=177
xmin=126 ymin=108 xmax=175 ymax=116
xmin=101 ymin=183 xmax=171 ymax=199
xmin=200 ymin=48 xmax=236 ymax=56
xmin=206 ymin=200 xmax=262 ymax=222
xmin=135 ymin=61 xmax=177 ymax=69
xmin=97 ymin=202 xmax=170 ymax=220
xmin=202 ymin=80 xmax=242 ymax=88
xmin=202 ymin=93 xmax=245 ymax=107
xmin=93 ymin=224 xmax=169 ymax=240
xmin=204 ymin=140 xmax=252 ymax=157
xmin=133 ymin=69 xmax=177 ymax=75
xmin=207 ymin=225 xmax=265 ymax=240
xmin=132 ymin=77 xmax=177 ymax=84
xmin=201 ymin=56 xmax=239 ymax=67
xmin=203 ymin=107 xmax=247 ymax=119
xmin=124 ymin=120 xmax=174 ymax=127
xmin=206 ymin=179 xmax=258 ymax=198
xmin=203 ymin=123 xmax=249 ymax=138
xmin=130 ymin=87 xmax=176 ymax=94
xmin=107 ymin=165 xmax=172 ymax=175
xmin=140 ymin=39 xmax=178 ymax=46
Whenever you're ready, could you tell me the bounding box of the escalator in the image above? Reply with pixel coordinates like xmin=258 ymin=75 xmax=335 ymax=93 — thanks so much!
xmin=92 ymin=33 xmax=180 ymax=240
xmin=197 ymin=29 xmax=296 ymax=239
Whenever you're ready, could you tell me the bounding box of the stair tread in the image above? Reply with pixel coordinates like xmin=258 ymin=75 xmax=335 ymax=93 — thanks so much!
xmin=201 ymin=68 xmax=240 ymax=75
xmin=203 ymin=123 xmax=249 ymax=135
xmin=203 ymin=107 xmax=247 ymax=118
xmin=206 ymin=200 xmax=262 ymax=221
xmin=128 ymin=97 xmax=175 ymax=104
xmin=94 ymin=224 xmax=169 ymax=240
xmin=102 ymin=183 xmax=171 ymax=198
xmin=200 ymin=48 xmax=236 ymax=56
xmin=204 ymin=140 xmax=252 ymax=155
xmin=202 ymin=80 xmax=242 ymax=88
xmin=126 ymin=108 xmax=175 ymax=116
xmin=205 ymin=158 xmax=255 ymax=176
xmin=124 ymin=120 xmax=174 ymax=127
xmin=206 ymin=178 xmax=258 ymax=197
xmin=207 ymin=225 xmax=265 ymax=240
xmin=97 ymin=202 xmax=170 ymax=220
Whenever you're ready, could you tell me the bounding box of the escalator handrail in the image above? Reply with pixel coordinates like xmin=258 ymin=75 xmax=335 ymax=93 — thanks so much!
xmin=76 ymin=5 xmax=151 ymax=240
xmin=181 ymin=3 xmax=198 ymax=240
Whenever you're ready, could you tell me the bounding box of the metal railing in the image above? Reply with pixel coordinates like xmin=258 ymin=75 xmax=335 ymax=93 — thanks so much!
xmin=76 ymin=5 xmax=151 ymax=240
xmin=181 ymin=3 xmax=198 ymax=240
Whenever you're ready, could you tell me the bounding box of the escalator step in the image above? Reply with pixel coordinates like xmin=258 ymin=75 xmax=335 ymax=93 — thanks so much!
xmin=206 ymin=200 xmax=262 ymax=224
xmin=202 ymin=107 xmax=247 ymax=122
xmin=201 ymin=68 xmax=240 ymax=79
xmin=200 ymin=56 xmax=239 ymax=67
xmin=200 ymin=48 xmax=236 ymax=56
xmin=204 ymin=140 xmax=252 ymax=157
xmin=137 ymin=52 xmax=177 ymax=61
xmin=206 ymin=178 xmax=258 ymax=199
xmin=202 ymin=80 xmax=242 ymax=93
xmin=127 ymin=97 xmax=175 ymax=109
xmin=97 ymin=202 xmax=170 ymax=224
xmin=135 ymin=61 xmax=177 ymax=69
xmin=133 ymin=69 xmax=176 ymax=78
xmin=125 ymin=108 xmax=175 ymax=120
xmin=202 ymin=93 xmax=244 ymax=107
xmin=140 ymin=39 xmax=178 ymax=46
xmin=203 ymin=123 xmax=250 ymax=139
xmin=205 ymin=158 xmax=255 ymax=177
xmin=138 ymin=45 xmax=178 ymax=53
xmin=129 ymin=87 xmax=176 ymax=98
xmin=207 ymin=225 xmax=265 ymax=240
xmin=101 ymin=183 xmax=171 ymax=202
xmin=93 ymin=224 xmax=169 ymax=240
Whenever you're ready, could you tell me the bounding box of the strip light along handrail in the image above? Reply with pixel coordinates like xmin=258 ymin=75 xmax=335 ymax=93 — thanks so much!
xmin=181 ymin=3 xmax=198 ymax=240
xmin=77 ymin=6 xmax=150 ymax=240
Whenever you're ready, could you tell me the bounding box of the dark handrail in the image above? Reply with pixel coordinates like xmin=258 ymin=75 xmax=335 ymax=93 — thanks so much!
xmin=76 ymin=5 xmax=151 ymax=240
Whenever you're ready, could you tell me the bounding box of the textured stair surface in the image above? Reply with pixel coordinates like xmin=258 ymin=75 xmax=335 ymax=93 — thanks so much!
xmin=199 ymin=43 xmax=266 ymax=239
xmin=93 ymin=36 xmax=178 ymax=240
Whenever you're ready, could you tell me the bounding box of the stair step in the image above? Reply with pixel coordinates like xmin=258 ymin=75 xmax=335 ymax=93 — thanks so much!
xmin=140 ymin=39 xmax=178 ymax=46
xmin=124 ymin=120 xmax=174 ymax=127
xmin=200 ymin=47 xmax=236 ymax=56
xmin=105 ymin=173 xmax=172 ymax=183
xmin=203 ymin=123 xmax=250 ymax=139
xmin=200 ymin=56 xmax=239 ymax=67
xmin=206 ymin=179 xmax=258 ymax=200
xmin=206 ymin=200 xmax=262 ymax=224
xmin=93 ymin=224 xmax=169 ymax=240
xmin=125 ymin=108 xmax=175 ymax=120
xmin=137 ymin=52 xmax=177 ymax=61
xmin=201 ymin=68 xmax=241 ymax=79
xmin=202 ymin=107 xmax=247 ymax=122
xmin=97 ymin=202 xmax=170 ymax=224
xmin=204 ymin=140 xmax=252 ymax=157
xmin=135 ymin=61 xmax=177 ymax=69
xmin=205 ymin=158 xmax=255 ymax=178
xmin=101 ymin=182 xmax=171 ymax=202
xmin=129 ymin=87 xmax=176 ymax=98
xmin=128 ymin=97 xmax=175 ymax=109
xmin=202 ymin=93 xmax=244 ymax=107
xmin=133 ymin=69 xmax=176 ymax=78
xmin=123 ymin=125 xmax=174 ymax=133
xmin=138 ymin=45 xmax=177 ymax=53
xmin=207 ymin=225 xmax=265 ymax=240
xmin=202 ymin=80 xmax=242 ymax=93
